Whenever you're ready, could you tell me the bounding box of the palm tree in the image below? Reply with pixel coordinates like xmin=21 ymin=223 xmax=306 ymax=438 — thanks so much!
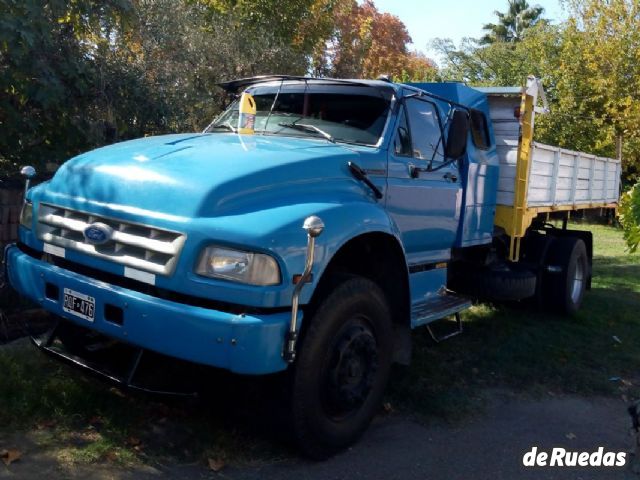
xmin=480 ymin=0 xmax=545 ymax=44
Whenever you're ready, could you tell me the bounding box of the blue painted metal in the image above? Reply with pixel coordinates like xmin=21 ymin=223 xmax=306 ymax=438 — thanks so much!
xmin=408 ymin=268 xmax=447 ymax=306
xmin=385 ymin=91 xmax=462 ymax=266
xmin=406 ymin=82 xmax=500 ymax=248
xmin=7 ymin=245 xmax=290 ymax=374
xmin=9 ymin=79 xmax=502 ymax=375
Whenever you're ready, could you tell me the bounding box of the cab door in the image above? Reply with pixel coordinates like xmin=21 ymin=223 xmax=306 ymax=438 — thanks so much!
xmin=385 ymin=97 xmax=462 ymax=265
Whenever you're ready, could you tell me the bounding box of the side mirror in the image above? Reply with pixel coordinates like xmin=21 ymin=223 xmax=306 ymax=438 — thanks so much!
xmin=20 ymin=165 xmax=36 ymax=199
xmin=445 ymin=109 xmax=470 ymax=159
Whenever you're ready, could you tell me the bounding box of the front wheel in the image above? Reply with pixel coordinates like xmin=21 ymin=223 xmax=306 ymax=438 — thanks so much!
xmin=291 ymin=276 xmax=393 ymax=459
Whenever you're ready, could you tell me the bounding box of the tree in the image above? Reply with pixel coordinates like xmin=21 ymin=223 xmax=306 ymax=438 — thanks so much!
xmin=434 ymin=23 xmax=561 ymax=86
xmin=399 ymin=51 xmax=439 ymax=83
xmin=480 ymin=0 xmax=545 ymax=44
xmin=536 ymin=0 xmax=640 ymax=182
xmin=436 ymin=0 xmax=640 ymax=182
xmin=0 ymin=0 xmax=342 ymax=176
xmin=0 ymin=0 xmax=140 ymax=176
xmin=320 ymin=0 xmax=436 ymax=80
xmin=0 ymin=0 xmax=436 ymax=177
xmin=620 ymin=183 xmax=640 ymax=252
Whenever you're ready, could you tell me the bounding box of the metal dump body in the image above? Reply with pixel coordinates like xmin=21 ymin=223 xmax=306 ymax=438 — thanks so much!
xmin=487 ymin=91 xmax=621 ymax=209
xmin=526 ymin=143 xmax=621 ymax=207
xmin=478 ymin=80 xmax=621 ymax=261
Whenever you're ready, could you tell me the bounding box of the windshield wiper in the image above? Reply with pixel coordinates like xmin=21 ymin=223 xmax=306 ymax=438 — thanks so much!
xmin=278 ymin=122 xmax=335 ymax=143
xmin=209 ymin=123 xmax=236 ymax=133
xmin=348 ymin=161 xmax=383 ymax=199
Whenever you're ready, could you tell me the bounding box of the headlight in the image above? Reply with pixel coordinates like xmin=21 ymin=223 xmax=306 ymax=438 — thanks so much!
xmin=195 ymin=246 xmax=281 ymax=286
xmin=19 ymin=202 xmax=33 ymax=230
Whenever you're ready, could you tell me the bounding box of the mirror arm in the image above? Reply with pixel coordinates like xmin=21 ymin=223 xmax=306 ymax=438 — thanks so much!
xmin=429 ymin=157 xmax=460 ymax=172
xmin=409 ymin=157 xmax=460 ymax=178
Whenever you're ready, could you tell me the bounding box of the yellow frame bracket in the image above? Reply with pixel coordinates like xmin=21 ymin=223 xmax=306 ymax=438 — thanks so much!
xmin=494 ymin=89 xmax=535 ymax=262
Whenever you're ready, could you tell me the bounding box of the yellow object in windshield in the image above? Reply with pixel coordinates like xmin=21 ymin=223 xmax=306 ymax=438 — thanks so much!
xmin=238 ymin=92 xmax=256 ymax=135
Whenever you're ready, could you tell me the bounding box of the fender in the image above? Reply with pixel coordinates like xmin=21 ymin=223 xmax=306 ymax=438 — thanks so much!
xmin=266 ymin=200 xmax=406 ymax=305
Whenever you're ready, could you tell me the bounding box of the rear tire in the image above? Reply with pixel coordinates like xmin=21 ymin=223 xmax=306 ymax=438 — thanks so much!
xmin=544 ymin=237 xmax=588 ymax=315
xmin=291 ymin=276 xmax=393 ymax=459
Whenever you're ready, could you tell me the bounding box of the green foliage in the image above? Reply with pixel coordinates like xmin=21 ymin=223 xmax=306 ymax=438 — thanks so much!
xmin=480 ymin=0 xmax=546 ymax=44
xmin=619 ymin=183 xmax=640 ymax=252
xmin=434 ymin=23 xmax=561 ymax=86
xmin=436 ymin=0 xmax=640 ymax=181
xmin=0 ymin=0 xmax=162 ymax=177
xmin=1 ymin=0 xmax=440 ymax=177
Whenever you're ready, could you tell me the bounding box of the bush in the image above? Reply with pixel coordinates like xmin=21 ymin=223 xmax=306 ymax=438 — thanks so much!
xmin=619 ymin=183 xmax=640 ymax=252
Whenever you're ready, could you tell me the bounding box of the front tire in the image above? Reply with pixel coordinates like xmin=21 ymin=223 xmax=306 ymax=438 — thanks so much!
xmin=291 ymin=276 xmax=393 ymax=459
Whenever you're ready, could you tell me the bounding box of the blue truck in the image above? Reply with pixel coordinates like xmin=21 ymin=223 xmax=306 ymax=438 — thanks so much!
xmin=5 ymin=75 xmax=621 ymax=458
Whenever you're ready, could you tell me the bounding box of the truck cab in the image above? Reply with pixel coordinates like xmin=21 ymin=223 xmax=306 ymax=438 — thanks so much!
xmin=5 ymin=75 xmax=619 ymax=458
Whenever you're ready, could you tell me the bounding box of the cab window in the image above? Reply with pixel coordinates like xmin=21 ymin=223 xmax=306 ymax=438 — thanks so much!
xmin=393 ymin=106 xmax=412 ymax=157
xmin=470 ymin=108 xmax=491 ymax=149
xmin=405 ymin=98 xmax=444 ymax=163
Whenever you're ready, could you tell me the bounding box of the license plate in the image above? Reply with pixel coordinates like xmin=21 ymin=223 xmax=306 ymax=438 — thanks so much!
xmin=63 ymin=288 xmax=96 ymax=322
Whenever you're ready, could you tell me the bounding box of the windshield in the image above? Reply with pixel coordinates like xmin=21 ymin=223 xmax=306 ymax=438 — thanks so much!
xmin=205 ymin=83 xmax=392 ymax=146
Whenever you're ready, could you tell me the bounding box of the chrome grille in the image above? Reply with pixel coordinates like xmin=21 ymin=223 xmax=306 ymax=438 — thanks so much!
xmin=37 ymin=203 xmax=186 ymax=275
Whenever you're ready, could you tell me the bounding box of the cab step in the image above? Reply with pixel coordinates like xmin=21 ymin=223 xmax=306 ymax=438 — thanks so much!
xmin=411 ymin=292 xmax=471 ymax=342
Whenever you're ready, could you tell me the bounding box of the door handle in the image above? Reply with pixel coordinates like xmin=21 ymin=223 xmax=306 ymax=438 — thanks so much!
xmin=443 ymin=172 xmax=458 ymax=182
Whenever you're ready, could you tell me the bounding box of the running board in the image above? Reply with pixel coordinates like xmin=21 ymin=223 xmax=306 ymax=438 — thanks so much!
xmin=411 ymin=292 xmax=471 ymax=343
xmin=411 ymin=293 xmax=471 ymax=342
xmin=411 ymin=293 xmax=472 ymax=326
xmin=426 ymin=313 xmax=463 ymax=343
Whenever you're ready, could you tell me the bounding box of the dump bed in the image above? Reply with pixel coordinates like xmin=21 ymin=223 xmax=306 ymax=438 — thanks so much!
xmin=487 ymin=93 xmax=621 ymax=208
xmin=478 ymin=80 xmax=621 ymax=261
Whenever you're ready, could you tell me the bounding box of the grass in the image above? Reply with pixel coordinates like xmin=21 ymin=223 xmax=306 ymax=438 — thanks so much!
xmin=0 ymin=340 xmax=289 ymax=468
xmin=387 ymin=222 xmax=640 ymax=420
xmin=0 ymin=222 xmax=639 ymax=468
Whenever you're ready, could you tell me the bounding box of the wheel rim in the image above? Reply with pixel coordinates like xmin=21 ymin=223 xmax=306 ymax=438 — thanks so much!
xmin=570 ymin=257 xmax=585 ymax=304
xmin=321 ymin=317 xmax=379 ymax=419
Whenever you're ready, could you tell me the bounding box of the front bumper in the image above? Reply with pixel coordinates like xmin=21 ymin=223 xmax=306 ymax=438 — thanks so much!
xmin=6 ymin=245 xmax=290 ymax=374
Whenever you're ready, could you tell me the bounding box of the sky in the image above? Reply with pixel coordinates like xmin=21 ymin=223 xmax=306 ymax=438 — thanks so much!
xmin=372 ymin=0 xmax=566 ymax=63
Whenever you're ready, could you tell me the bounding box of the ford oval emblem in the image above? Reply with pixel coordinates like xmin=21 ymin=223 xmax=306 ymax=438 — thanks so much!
xmin=83 ymin=222 xmax=114 ymax=245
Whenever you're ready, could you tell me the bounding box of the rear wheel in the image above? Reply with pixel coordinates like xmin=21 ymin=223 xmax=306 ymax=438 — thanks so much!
xmin=544 ymin=237 xmax=589 ymax=315
xmin=291 ymin=276 xmax=393 ymax=459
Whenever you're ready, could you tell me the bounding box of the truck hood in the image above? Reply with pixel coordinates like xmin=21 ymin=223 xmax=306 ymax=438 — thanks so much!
xmin=41 ymin=133 xmax=364 ymax=218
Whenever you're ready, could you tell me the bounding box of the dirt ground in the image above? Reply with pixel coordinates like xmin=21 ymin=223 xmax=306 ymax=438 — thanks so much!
xmin=1 ymin=391 xmax=636 ymax=480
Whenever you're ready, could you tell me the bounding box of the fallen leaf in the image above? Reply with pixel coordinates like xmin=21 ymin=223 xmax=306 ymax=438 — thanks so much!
xmin=88 ymin=416 xmax=104 ymax=427
xmin=36 ymin=419 xmax=56 ymax=430
xmin=1 ymin=449 xmax=22 ymax=466
xmin=566 ymin=433 xmax=576 ymax=440
xmin=104 ymin=450 xmax=119 ymax=462
xmin=208 ymin=458 xmax=225 ymax=472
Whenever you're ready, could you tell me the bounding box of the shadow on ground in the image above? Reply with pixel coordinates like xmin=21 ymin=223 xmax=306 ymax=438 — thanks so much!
xmin=1 ymin=225 xmax=639 ymax=475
